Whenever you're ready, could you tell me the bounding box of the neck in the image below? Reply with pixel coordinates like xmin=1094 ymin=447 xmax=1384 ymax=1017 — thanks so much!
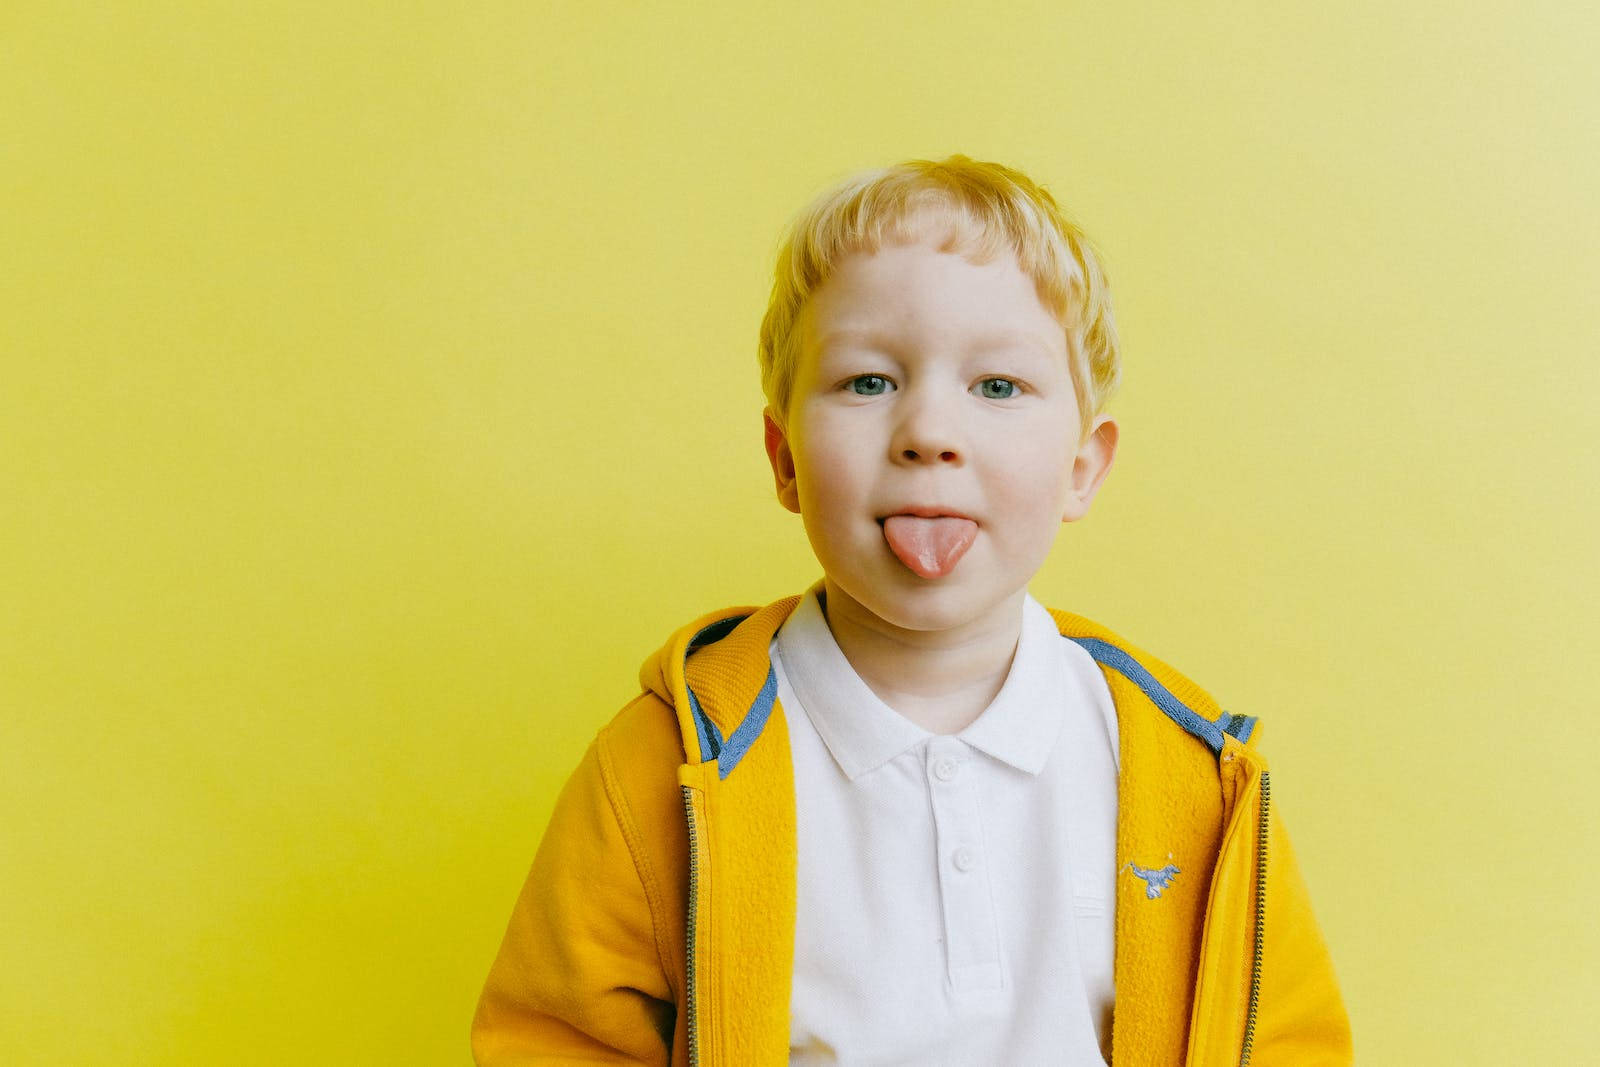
xmin=818 ymin=578 xmax=1025 ymax=735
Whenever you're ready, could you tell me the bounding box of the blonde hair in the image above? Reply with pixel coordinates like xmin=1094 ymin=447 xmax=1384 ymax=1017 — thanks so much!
xmin=758 ymin=155 xmax=1120 ymax=441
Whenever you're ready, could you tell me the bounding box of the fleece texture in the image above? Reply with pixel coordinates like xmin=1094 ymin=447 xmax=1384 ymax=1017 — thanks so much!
xmin=472 ymin=597 xmax=1351 ymax=1066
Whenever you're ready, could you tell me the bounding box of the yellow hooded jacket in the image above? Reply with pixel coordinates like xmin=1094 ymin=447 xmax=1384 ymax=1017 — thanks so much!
xmin=472 ymin=597 xmax=1352 ymax=1065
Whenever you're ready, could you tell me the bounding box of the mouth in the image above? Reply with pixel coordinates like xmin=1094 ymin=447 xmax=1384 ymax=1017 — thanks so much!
xmin=876 ymin=506 xmax=976 ymax=525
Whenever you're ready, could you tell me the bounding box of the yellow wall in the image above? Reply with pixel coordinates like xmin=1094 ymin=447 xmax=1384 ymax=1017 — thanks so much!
xmin=6 ymin=3 xmax=1597 ymax=1062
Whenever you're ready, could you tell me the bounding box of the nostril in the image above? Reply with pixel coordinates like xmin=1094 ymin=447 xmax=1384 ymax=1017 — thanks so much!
xmin=900 ymin=447 xmax=960 ymax=462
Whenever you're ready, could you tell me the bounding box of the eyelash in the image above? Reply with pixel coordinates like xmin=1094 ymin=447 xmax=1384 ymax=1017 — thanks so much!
xmin=842 ymin=375 xmax=1022 ymax=399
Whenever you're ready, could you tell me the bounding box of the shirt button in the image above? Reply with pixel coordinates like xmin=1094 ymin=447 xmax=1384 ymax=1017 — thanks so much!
xmin=933 ymin=757 xmax=959 ymax=782
xmin=953 ymin=847 xmax=977 ymax=872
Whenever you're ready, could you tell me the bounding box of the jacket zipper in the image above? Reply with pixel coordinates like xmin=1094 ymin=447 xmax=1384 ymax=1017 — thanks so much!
xmin=1237 ymin=770 xmax=1270 ymax=1066
xmin=680 ymin=785 xmax=703 ymax=1067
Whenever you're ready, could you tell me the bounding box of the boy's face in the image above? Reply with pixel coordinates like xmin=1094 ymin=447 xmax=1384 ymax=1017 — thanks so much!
xmin=765 ymin=236 xmax=1117 ymax=635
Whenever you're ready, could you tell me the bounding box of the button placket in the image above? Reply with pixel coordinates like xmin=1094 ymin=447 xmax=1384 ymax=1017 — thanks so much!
xmin=925 ymin=738 xmax=1002 ymax=991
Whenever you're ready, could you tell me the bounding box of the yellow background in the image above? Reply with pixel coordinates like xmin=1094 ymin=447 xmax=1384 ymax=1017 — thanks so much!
xmin=5 ymin=3 xmax=1597 ymax=1063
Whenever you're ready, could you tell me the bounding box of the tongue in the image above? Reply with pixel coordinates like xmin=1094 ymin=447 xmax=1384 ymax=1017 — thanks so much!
xmin=882 ymin=515 xmax=978 ymax=579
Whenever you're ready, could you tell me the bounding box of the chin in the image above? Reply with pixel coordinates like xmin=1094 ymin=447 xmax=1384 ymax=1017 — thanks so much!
xmin=856 ymin=575 xmax=1012 ymax=634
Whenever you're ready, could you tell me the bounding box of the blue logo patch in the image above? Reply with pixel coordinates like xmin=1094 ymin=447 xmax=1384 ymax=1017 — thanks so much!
xmin=1127 ymin=860 xmax=1181 ymax=899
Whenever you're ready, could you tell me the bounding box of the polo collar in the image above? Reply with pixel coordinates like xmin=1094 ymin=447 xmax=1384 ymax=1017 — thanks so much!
xmin=772 ymin=583 xmax=1067 ymax=781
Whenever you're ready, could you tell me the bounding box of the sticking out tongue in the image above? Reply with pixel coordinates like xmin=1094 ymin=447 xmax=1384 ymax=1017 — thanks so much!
xmin=881 ymin=515 xmax=978 ymax=579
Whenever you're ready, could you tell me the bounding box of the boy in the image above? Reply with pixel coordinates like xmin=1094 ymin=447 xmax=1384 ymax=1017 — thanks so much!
xmin=472 ymin=156 xmax=1351 ymax=1065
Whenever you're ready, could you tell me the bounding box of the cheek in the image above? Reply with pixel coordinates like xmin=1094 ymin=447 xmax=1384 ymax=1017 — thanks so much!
xmin=988 ymin=442 xmax=1077 ymax=531
xmin=798 ymin=459 xmax=861 ymax=533
xmin=793 ymin=415 xmax=865 ymax=499
xmin=791 ymin=435 xmax=865 ymax=538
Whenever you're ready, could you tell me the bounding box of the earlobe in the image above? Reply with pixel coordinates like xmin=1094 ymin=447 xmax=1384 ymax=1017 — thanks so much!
xmin=763 ymin=408 xmax=802 ymax=514
xmin=1061 ymin=415 xmax=1119 ymax=523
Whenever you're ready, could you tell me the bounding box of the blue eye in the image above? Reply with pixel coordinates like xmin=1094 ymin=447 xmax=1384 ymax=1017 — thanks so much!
xmin=978 ymin=378 xmax=1017 ymax=399
xmin=848 ymin=375 xmax=892 ymax=396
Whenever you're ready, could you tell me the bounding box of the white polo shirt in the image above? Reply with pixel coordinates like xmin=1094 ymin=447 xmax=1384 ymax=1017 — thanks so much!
xmin=774 ymin=584 xmax=1120 ymax=1065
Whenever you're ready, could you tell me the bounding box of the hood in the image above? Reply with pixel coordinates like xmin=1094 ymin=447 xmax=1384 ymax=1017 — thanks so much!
xmin=1047 ymin=606 xmax=1261 ymax=754
xmin=639 ymin=597 xmax=803 ymax=778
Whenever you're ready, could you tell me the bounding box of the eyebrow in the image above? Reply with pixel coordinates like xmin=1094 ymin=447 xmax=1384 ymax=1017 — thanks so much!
xmin=816 ymin=327 xmax=1060 ymax=357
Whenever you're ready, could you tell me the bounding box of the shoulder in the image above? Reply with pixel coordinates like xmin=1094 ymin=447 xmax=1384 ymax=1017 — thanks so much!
xmin=579 ymin=691 xmax=692 ymax=924
xmin=593 ymin=689 xmax=685 ymax=798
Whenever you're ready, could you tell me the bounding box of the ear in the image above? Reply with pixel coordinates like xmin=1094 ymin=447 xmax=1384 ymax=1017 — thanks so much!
xmin=763 ymin=407 xmax=802 ymax=514
xmin=1061 ymin=414 xmax=1119 ymax=523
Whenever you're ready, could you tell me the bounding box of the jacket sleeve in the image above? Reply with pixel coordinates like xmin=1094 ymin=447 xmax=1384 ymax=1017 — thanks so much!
xmin=1251 ymin=794 xmax=1354 ymax=1066
xmin=471 ymin=733 xmax=676 ymax=1066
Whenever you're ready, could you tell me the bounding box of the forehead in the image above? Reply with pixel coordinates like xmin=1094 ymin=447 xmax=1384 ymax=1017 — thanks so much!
xmin=799 ymin=239 xmax=1065 ymax=360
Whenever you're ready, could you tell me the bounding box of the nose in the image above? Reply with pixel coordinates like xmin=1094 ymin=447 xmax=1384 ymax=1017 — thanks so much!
xmin=891 ymin=387 xmax=964 ymax=466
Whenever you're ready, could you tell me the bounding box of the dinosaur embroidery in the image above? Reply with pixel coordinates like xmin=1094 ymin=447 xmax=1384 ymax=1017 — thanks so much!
xmin=1127 ymin=860 xmax=1181 ymax=899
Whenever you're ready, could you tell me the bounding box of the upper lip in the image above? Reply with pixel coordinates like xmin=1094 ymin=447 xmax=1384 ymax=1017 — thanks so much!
xmin=877 ymin=506 xmax=976 ymax=523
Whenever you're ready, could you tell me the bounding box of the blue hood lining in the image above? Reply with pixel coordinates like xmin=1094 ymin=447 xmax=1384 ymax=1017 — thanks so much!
xmin=1068 ymin=637 xmax=1255 ymax=756
xmin=685 ymin=615 xmax=779 ymax=779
